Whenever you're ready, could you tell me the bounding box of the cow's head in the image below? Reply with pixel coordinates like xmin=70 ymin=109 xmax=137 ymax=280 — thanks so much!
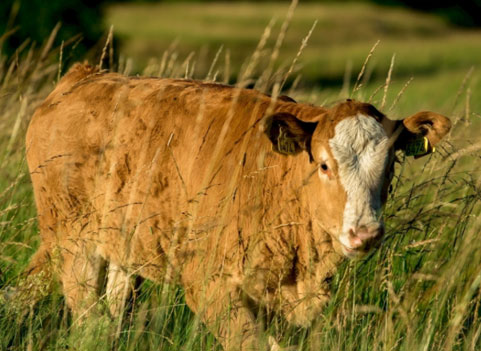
xmin=263 ymin=100 xmax=451 ymax=258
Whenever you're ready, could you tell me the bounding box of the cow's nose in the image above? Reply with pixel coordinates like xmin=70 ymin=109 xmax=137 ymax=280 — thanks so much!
xmin=348 ymin=224 xmax=384 ymax=249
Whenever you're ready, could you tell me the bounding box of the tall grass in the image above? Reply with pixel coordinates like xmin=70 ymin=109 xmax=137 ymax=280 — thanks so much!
xmin=0 ymin=6 xmax=481 ymax=351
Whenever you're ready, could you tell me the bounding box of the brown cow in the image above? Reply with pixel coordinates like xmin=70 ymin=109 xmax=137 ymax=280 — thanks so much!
xmin=22 ymin=63 xmax=450 ymax=350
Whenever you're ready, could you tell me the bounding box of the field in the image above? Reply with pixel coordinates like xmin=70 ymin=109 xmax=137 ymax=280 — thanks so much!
xmin=1 ymin=1 xmax=481 ymax=350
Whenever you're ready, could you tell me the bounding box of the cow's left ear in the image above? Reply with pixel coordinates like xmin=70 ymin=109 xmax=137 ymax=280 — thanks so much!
xmin=395 ymin=111 xmax=451 ymax=158
xmin=262 ymin=112 xmax=317 ymax=156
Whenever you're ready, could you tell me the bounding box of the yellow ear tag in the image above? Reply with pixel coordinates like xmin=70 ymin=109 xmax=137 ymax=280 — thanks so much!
xmin=277 ymin=127 xmax=296 ymax=154
xmin=405 ymin=135 xmax=434 ymax=157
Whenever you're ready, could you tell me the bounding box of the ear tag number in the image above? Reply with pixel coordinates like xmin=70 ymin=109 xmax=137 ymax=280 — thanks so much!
xmin=405 ymin=135 xmax=434 ymax=157
xmin=277 ymin=127 xmax=296 ymax=154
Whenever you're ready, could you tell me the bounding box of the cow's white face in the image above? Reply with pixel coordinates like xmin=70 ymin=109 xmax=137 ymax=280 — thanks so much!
xmin=316 ymin=114 xmax=390 ymax=258
xmin=263 ymin=100 xmax=451 ymax=259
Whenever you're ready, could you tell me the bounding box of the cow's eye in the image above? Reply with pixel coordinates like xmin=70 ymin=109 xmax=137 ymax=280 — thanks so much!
xmin=320 ymin=163 xmax=329 ymax=172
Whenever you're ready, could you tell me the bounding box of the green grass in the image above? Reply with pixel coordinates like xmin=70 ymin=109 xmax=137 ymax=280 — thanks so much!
xmin=106 ymin=2 xmax=481 ymax=87
xmin=1 ymin=1 xmax=481 ymax=350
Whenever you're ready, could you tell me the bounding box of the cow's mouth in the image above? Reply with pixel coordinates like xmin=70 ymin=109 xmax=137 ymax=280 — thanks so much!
xmin=339 ymin=242 xmax=366 ymax=258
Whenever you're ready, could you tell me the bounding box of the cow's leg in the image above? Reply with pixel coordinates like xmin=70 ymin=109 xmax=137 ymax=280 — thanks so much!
xmin=277 ymin=283 xmax=330 ymax=327
xmin=23 ymin=242 xmax=52 ymax=277
xmin=277 ymin=251 xmax=342 ymax=326
xmin=105 ymin=262 xmax=132 ymax=319
xmin=185 ymin=279 xmax=264 ymax=351
xmin=59 ymin=241 xmax=106 ymax=321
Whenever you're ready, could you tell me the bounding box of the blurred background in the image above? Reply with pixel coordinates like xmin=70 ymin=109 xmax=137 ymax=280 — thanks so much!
xmin=1 ymin=0 xmax=481 ymax=103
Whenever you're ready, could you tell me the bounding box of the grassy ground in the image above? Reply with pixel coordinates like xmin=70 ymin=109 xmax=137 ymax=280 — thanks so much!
xmin=1 ymin=1 xmax=481 ymax=350
xmin=106 ymin=2 xmax=481 ymax=88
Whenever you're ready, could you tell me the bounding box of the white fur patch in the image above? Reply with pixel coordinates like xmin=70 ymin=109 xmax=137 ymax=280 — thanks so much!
xmin=328 ymin=114 xmax=388 ymax=253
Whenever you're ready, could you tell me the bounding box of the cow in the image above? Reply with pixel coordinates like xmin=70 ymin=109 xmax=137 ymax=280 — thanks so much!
xmin=21 ymin=63 xmax=450 ymax=350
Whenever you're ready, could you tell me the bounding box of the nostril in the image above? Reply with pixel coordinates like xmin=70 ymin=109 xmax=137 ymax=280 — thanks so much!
xmin=354 ymin=226 xmax=371 ymax=240
xmin=347 ymin=228 xmax=362 ymax=248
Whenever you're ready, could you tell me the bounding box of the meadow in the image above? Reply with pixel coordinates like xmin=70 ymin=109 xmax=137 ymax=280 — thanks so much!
xmin=1 ymin=1 xmax=481 ymax=350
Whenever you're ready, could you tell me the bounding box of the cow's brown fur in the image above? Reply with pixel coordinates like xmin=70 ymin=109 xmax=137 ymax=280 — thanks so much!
xmin=24 ymin=63 xmax=451 ymax=350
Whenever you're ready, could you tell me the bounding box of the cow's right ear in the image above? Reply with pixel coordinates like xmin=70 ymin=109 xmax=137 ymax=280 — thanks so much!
xmin=396 ymin=111 xmax=451 ymax=158
xmin=262 ymin=112 xmax=317 ymax=156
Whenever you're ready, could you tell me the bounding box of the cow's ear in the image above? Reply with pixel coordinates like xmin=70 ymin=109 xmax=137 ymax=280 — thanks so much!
xmin=262 ymin=112 xmax=317 ymax=156
xmin=396 ymin=111 xmax=451 ymax=158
